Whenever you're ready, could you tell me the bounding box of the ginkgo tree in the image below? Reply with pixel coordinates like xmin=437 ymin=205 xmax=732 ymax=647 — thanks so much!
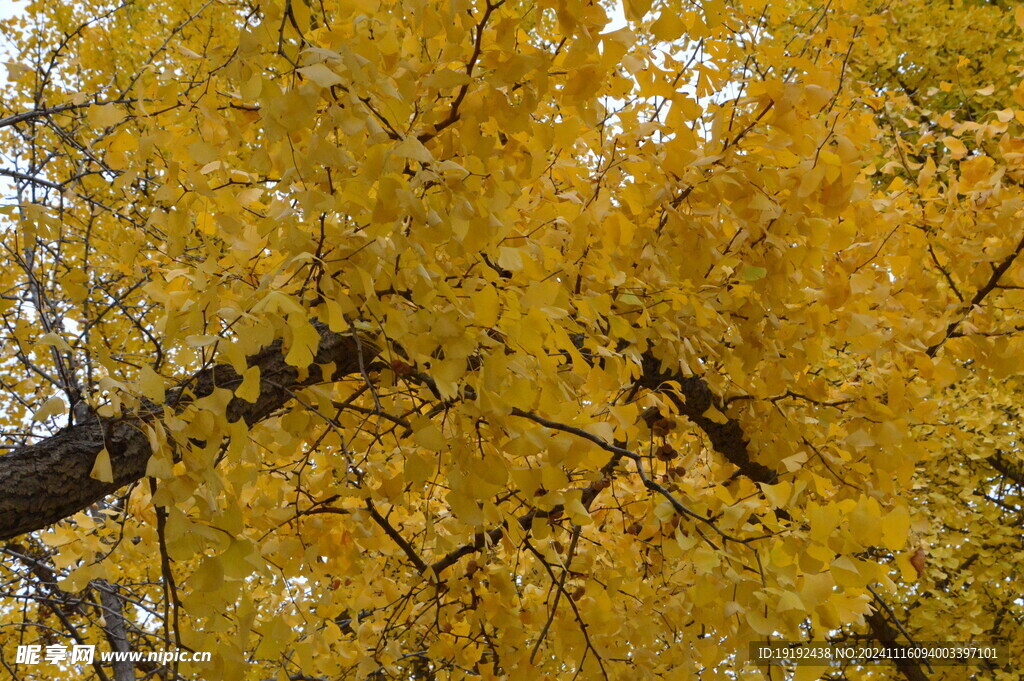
xmin=0 ymin=0 xmax=1020 ymax=679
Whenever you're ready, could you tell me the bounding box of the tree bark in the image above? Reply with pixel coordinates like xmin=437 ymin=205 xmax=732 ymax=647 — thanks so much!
xmin=865 ymin=610 xmax=931 ymax=681
xmin=0 ymin=322 xmax=367 ymax=541
xmin=638 ymin=351 xmax=778 ymax=485
xmin=94 ymin=579 xmax=136 ymax=681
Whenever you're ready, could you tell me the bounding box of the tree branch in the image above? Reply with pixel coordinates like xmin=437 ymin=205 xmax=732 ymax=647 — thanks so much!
xmin=638 ymin=352 xmax=779 ymax=485
xmin=93 ymin=579 xmax=136 ymax=681
xmin=0 ymin=321 xmax=370 ymax=541
xmin=864 ymin=608 xmax=931 ymax=681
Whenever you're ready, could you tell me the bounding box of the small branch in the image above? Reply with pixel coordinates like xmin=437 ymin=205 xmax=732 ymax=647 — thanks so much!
xmin=510 ymin=408 xmax=755 ymax=545
xmin=366 ymin=500 xmax=429 ymax=574
xmin=928 ymin=231 xmax=1024 ymax=356
xmin=417 ymin=0 xmax=505 ymax=142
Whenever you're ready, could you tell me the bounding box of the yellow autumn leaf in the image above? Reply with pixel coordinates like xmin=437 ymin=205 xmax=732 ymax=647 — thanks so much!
xmin=701 ymin=405 xmax=729 ymax=424
xmin=89 ymin=448 xmax=113 ymax=483
xmin=896 ymin=551 xmax=919 ymax=583
xmin=412 ymin=416 xmax=445 ymax=451
xmin=33 ymin=396 xmax=66 ymax=422
xmin=394 ymin=137 xmax=434 ymax=163
xmin=137 ymin=365 xmax=165 ymax=402
xmin=235 ymin=365 xmax=261 ymax=403
xmin=189 ymin=557 xmax=225 ymax=592
xmin=881 ymin=505 xmax=911 ymax=551
xmin=472 ymin=284 xmax=500 ymax=328
xmin=299 ymin=62 xmax=344 ymax=88
xmin=761 ymin=481 xmax=791 ymax=508
xmin=285 ymin=320 xmax=320 ymax=368
xmin=943 ymin=135 xmax=968 ymax=159
xmin=87 ymin=103 xmax=123 ymax=128
xmin=423 ymin=68 xmax=471 ymax=89
xmin=37 ymin=332 xmax=72 ymax=352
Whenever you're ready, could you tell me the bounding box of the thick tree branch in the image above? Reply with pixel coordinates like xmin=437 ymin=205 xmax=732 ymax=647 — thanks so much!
xmin=0 ymin=322 xmax=370 ymax=541
xmin=864 ymin=609 xmax=931 ymax=681
xmin=638 ymin=352 xmax=778 ymax=485
xmin=94 ymin=579 xmax=135 ymax=681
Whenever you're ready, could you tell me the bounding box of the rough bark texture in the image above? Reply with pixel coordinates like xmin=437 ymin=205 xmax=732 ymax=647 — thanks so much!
xmin=96 ymin=579 xmax=135 ymax=681
xmin=0 ymin=322 xmax=367 ymax=541
xmin=638 ymin=351 xmax=778 ymax=485
xmin=865 ymin=610 xmax=931 ymax=681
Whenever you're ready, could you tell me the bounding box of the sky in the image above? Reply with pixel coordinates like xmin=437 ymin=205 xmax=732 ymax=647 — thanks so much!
xmin=0 ymin=0 xmax=17 ymax=21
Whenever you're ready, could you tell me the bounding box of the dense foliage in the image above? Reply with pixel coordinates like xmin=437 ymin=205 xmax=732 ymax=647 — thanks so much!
xmin=0 ymin=0 xmax=1020 ymax=679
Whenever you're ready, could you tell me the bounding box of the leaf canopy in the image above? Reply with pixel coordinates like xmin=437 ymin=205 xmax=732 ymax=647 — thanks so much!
xmin=0 ymin=0 xmax=1021 ymax=680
